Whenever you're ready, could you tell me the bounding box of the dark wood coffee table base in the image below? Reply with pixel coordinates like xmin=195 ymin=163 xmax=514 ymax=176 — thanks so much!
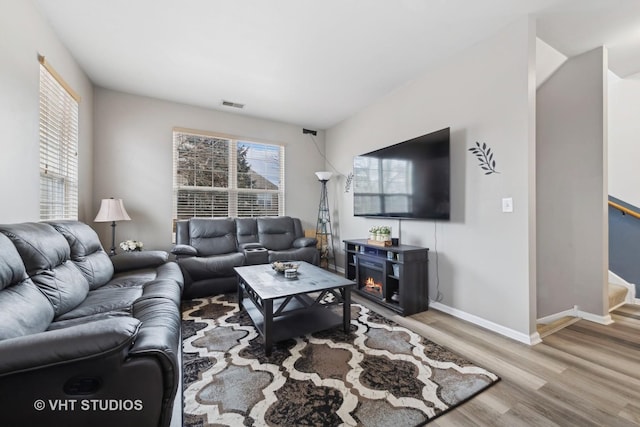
xmin=235 ymin=263 xmax=354 ymax=356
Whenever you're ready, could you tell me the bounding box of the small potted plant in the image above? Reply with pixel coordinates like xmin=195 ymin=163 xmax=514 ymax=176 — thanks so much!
xmin=379 ymin=226 xmax=391 ymax=242
xmin=368 ymin=226 xmax=379 ymax=241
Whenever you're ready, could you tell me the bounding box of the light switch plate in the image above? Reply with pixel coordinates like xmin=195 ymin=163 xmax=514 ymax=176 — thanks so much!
xmin=502 ymin=197 xmax=513 ymax=213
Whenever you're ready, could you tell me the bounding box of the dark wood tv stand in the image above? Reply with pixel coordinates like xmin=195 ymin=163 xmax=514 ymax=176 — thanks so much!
xmin=343 ymin=239 xmax=429 ymax=316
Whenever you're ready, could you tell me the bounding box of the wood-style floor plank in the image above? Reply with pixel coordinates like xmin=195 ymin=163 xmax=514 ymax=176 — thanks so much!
xmin=353 ymin=295 xmax=640 ymax=426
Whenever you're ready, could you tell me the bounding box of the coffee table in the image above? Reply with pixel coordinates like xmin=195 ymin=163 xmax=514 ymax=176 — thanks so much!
xmin=235 ymin=262 xmax=355 ymax=356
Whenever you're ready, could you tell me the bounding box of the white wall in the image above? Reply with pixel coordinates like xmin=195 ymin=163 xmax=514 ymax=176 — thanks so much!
xmin=609 ymin=73 xmax=640 ymax=208
xmin=536 ymin=47 xmax=608 ymax=318
xmin=536 ymin=38 xmax=567 ymax=89
xmin=93 ymin=88 xmax=326 ymax=251
xmin=0 ymin=0 xmax=94 ymax=223
xmin=326 ymin=18 xmax=537 ymax=340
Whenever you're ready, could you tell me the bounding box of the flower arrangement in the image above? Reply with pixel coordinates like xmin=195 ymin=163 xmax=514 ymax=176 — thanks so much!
xmin=120 ymin=240 xmax=143 ymax=252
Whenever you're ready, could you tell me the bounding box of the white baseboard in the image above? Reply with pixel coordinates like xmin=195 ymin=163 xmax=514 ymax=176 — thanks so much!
xmin=537 ymin=308 xmax=577 ymax=325
xmin=576 ymin=308 xmax=614 ymax=325
xmin=537 ymin=306 xmax=613 ymax=326
xmin=430 ymin=301 xmax=542 ymax=346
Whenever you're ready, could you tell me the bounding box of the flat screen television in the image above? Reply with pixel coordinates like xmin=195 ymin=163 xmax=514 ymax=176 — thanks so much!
xmin=353 ymin=127 xmax=450 ymax=220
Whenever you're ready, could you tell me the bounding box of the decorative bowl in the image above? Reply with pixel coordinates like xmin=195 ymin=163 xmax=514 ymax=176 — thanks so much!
xmin=271 ymin=261 xmax=300 ymax=273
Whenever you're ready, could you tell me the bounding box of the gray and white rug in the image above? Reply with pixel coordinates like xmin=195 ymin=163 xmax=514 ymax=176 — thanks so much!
xmin=182 ymin=294 xmax=499 ymax=426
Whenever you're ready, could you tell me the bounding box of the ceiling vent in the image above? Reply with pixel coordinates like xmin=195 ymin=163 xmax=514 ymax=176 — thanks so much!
xmin=222 ymin=100 xmax=245 ymax=109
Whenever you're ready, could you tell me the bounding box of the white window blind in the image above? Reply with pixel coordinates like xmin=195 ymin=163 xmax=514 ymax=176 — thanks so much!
xmin=39 ymin=56 xmax=79 ymax=221
xmin=173 ymin=129 xmax=285 ymax=220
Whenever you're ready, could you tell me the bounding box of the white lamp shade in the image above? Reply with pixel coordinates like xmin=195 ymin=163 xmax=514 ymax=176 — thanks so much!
xmin=94 ymin=198 xmax=131 ymax=222
xmin=315 ymin=171 xmax=333 ymax=181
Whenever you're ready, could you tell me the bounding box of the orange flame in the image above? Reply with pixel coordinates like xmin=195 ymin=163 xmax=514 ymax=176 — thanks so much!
xmin=364 ymin=277 xmax=383 ymax=295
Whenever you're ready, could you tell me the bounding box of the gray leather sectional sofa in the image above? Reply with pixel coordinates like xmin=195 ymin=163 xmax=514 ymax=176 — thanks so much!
xmin=172 ymin=216 xmax=319 ymax=298
xmin=0 ymin=221 xmax=183 ymax=427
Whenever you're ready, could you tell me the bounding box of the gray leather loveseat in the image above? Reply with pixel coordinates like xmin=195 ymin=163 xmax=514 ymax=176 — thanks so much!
xmin=172 ymin=216 xmax=319 ymax=298
xmin=0 ymin=221 xmax=183 ymax=427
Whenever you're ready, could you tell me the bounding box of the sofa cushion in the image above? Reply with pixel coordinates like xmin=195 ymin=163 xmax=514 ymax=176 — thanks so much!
xmin=175 ymin=220 xmax=190 ymax=245
xmin=0 ymin=233 xmax=26 ymax=292
xmin=103 ymin=269 xmax=157 ymax=289
xmin=0 ymin=223 xmax=89 ymax=317
xmin=47 ymin=220 xmax=114 ymax=290
xmin=178 ymin=252 xmax=245 ymax=281
xmin=257 ymin=217 xmax=296 ymax=250
xmin=236 ymin=218 xmax=259 ymax=245
xmin=189 ymin=218 xmax=238 ymax=256
xmin=103 ymin=263 xmax=184 ymax=290
xmin=47 ymin=311 xmax=131 ymax=331
xmin=0 ymin=223 xmax=69 ymax=272
xmin=55 ymin=287 xmax=143 ymax=321
xmin=0 ymin=233 xmax=54 ymax=340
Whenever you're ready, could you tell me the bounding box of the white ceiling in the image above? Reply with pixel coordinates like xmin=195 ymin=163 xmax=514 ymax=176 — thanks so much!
xmin=34 ymin=0 xmax=640 ymax=130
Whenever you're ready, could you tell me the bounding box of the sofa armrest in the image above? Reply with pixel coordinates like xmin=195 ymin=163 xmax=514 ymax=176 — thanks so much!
xmin=293 ymin=237 xmax=318 ymax=248
xmin=238 ymin=242 xmax=264 ymax=251
xmin=0 ymin=317 xmax=140 ymax=376
xmin=170 ymin=244 xmax=198 ymax=257
xmin=111 ymin=250 xmax=169 ymax=273
xmin=129 ymin=298 xmax=181 ymax=408
xmin=241 ymin=243 xmax=269 ymax=265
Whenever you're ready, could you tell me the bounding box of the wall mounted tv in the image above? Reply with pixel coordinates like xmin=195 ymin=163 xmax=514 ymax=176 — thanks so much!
xmin=353 ymin=127 xmax=450 ymax=220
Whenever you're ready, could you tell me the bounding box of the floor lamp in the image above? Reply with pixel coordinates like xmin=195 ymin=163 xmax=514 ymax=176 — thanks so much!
xmin=315 ymin=171 xmax=335 ymax=271
xmin=94 ymin=198 xmax=131 ymax=255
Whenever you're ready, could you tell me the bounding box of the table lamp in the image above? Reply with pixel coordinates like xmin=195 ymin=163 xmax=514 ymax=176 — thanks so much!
xmin=94 ymin=197 xmax=131 ymax=255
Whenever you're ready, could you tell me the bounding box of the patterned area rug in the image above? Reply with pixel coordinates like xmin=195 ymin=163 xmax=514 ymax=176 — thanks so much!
xmin=182 ymin=294 xmax=499 ymax=426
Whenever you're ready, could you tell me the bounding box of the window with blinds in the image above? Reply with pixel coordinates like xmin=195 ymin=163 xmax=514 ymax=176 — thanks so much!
xmin=39 ymin=56 xmax=79 ymax=221
xmin=173 ymin=129 xmax=285 ymax=220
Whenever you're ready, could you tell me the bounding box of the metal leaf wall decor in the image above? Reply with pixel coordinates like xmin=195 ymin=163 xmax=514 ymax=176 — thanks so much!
xmin=469 ymin=142 xmax=499 ymax=175
xmin=344 ymin=172 xmax=354 ymax=193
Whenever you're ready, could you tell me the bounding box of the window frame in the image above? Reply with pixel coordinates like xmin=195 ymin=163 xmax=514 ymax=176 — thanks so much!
xmin=38 ymin=55 xmax=80 ymax=221
xmin=172 ymin=128 xmax=285 ymax=220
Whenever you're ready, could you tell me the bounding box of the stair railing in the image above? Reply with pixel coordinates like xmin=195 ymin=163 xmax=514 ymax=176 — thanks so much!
xmin=608 ymin=200 xmax=640 ymax=220
xmin=608 ymin=198 xmax=640 ymax=303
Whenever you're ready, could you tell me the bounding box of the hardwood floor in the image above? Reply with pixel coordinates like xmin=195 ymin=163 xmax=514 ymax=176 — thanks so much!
xmin=356 ymin=296 xmax=640 ymax=426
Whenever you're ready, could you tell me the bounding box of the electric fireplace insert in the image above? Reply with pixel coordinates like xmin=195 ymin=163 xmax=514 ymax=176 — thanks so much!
xmin=358 ymin=258 xmax=385 ymax=300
